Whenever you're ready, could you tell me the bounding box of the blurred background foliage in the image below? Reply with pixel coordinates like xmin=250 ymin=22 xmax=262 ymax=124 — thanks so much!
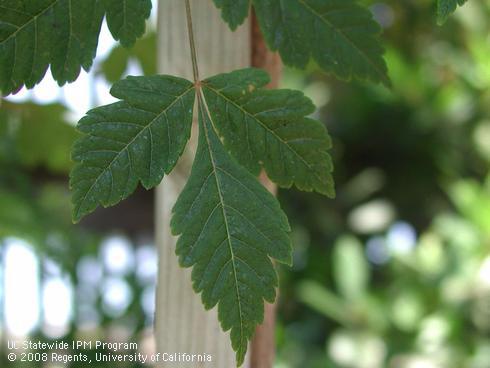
xmin=275 ymin=1 xmax=490 ymax=367
xmin=0 ymin=1 xmax=490 ymax=367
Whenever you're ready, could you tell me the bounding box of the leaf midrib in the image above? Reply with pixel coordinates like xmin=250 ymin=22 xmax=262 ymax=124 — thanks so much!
xmin=74 ymin=86 xmax=194 ymax=219
xmin=198 ymin=92 xmax=245 ymax=353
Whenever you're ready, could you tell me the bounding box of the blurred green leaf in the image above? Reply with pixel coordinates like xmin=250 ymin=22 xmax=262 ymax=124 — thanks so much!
xmin=449 ymin=179 xmax=490 ymax=234
xmin=390 ymin=289 xmax=425 ymax=332
xmin=99 ymin=32 xmax=156 ymax=83
xmin=415 ymin=233 xmax=447 ymax=276
xmin=297 ymin=280 xmax=350 ymax=325
xmin=333 ymin=235 xmax=369 ymax=301
xmin=0 ymin=188 xmax=43 ymax=242
xmin=0 ymin=101 xmax=79 ymax=173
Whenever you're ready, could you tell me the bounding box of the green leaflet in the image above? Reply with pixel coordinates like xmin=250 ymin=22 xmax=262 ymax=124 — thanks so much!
xmin=171 ymin=95 xmax=292 ymax=366
xmin=437 ymin=0 xmax=467 ymax=24
xmin=253 ymin=0 xmax=389 ymax=85
xmin=104 ymin=0 xmax=152 ymax=47
xmin=202 ymin=68 xmax=335 ymax=197
xmin=213 ymin=0 xmax=389 ymax=85
xmin=212 ymin=0 xmax=250 ymax=30
xmin=70 ymin=75 xmax=194 ymax=222
xmin=0 ymin=0 xmax=151 ymax=95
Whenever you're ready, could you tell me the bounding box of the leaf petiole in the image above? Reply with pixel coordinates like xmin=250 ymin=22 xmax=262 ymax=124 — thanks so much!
xmin=184 ymin=0 xmax=201 ymax=84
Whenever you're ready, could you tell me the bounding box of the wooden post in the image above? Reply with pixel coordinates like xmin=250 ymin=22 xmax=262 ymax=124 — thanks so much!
xmin=154 ymin=1 xmax=251 ymax=366
xmin=250 ymin=11 xmax=283 ymax=368
xmin=154 ymin=3 xmax=282 ymax=367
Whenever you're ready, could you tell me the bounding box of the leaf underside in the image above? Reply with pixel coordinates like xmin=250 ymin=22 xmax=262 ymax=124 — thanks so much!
xmin=70 ymin=75 xmax=194 ymax=222
xmin=213 ymin=0 xmax=389 ymax=85
xmin=203 ymin=68 xmax=335 ymax=197
xmin=171 ymin=95 xmax=291 ymax=366
xmin=0 ymin=0 xmax=152 ymax=95
xmin=70 ymin=69 xmax=332 ymax=365
xmin=437 ymin=0 xmax=467 ymax=24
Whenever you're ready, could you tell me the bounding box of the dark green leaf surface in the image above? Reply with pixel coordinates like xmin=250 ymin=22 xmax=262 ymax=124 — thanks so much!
xmin=104 ymin=0 xmax=152 ymax=47
xmin=70 ymin=75 xmax=194 ymax=222
xmin=251 ymin=0 xmax=389 ymax=85
xmin=212 ymin=0 xmax=250 ymax=30
xmin=171 ymin=97 xmax=292 ymax=366
xmin=437 ymin=0 xmax=467 ymax=24
xmin=0 ymin=0 xmax=151 ymax=95
xmin=203 ymin=68 xmax=335 ymax=197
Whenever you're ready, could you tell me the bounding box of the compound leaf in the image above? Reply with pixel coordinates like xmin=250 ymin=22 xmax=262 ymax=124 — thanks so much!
xmin=104 ymin=0 xmax=152 ymax=47
xmin=252 ymin=0 xmax=389 ymax=85
xmin=171 ymin=97 xmax=291 ymax=366
xmin=0 ymin=0 xmax=151 ymax=95
xmin=437 ymin=0 xmax=467 ymax=24
xmin=70 ymin=75 xmax=195 ymax=222
xmin=202 ymin=68 xmax=335 ymax=197
xmin=212 ymin=0 xmax=250 ymax=30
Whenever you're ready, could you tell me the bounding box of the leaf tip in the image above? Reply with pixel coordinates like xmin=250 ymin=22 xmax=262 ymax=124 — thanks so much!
xmin=235 ymin=345 xmax=247 ymax=367
xmin=326 ymin=185 xmax=336 ymax=199
xmin=71 ymin=209 xmax=82 ymax=224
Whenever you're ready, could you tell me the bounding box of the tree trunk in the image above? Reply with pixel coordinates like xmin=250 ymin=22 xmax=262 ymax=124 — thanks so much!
xmin=154 ymin=1 xmax=251 ymax=366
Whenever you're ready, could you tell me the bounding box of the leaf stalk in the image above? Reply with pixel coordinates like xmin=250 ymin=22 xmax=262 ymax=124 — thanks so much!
xmin=184 ymin=0 xmax=200 ymax=84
